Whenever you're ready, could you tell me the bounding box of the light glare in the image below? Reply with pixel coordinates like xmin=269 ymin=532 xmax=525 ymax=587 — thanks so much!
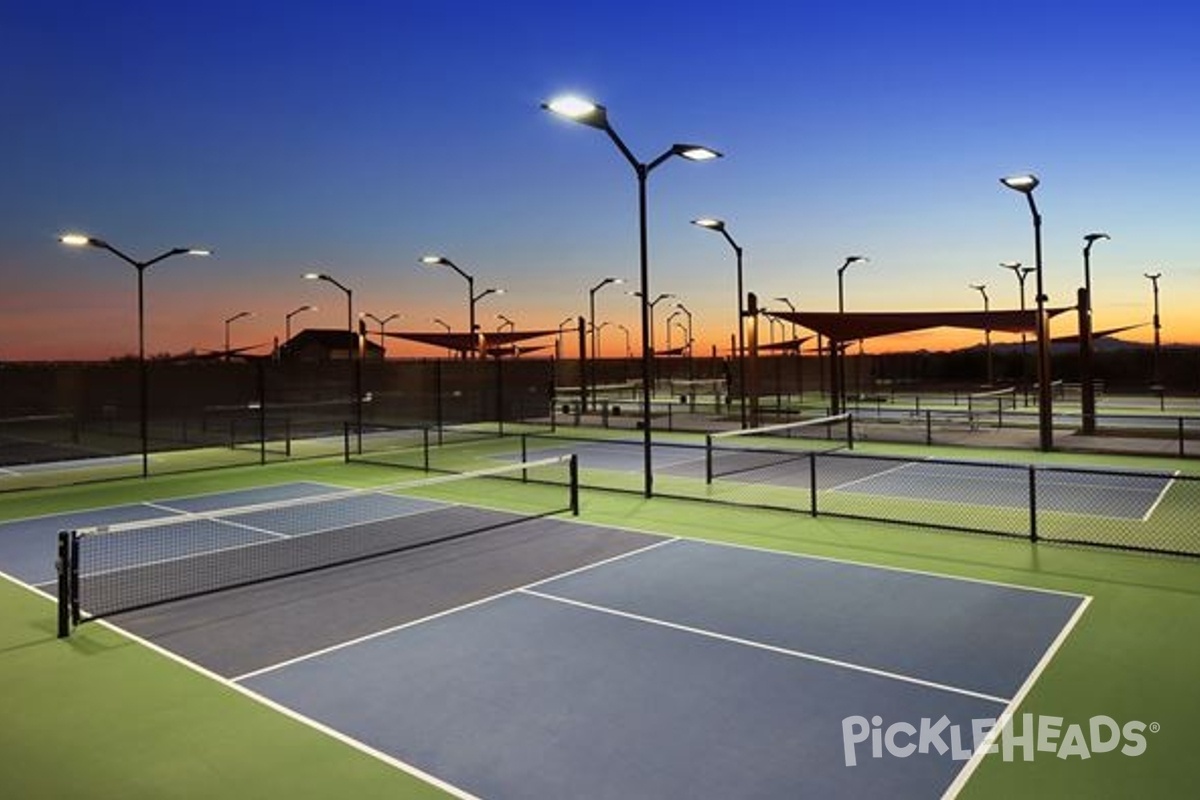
xmin=546 ymin=96 xmax=597 ymax=120
xmin=60 ymin=234 xmax=90 ymax=246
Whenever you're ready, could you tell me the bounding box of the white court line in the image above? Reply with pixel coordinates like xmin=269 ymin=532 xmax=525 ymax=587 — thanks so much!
xmin=522 ymin=587 xmax=1011 ymax=706
xmin=941 ymin=595 xmax=1093 ymax=799
xmin=232 ymin=536 xmax=678 ymax=683
xmin=1142 ymin=470 xmax=1180 ymax=522
xmin=826 ymin=459 xmax=926 ymax=492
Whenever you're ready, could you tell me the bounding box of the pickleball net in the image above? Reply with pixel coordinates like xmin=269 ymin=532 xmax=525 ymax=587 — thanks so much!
xmin=705 ymin=413 xmax=853 ymax=484
xmin=56 ymin=454 xmax=578 ymax=637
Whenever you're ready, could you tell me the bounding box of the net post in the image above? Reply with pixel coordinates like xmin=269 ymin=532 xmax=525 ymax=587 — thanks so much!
xmin=343 ymin=421 xmax=351 ymax=463
xmin=925 ymin=409 xmax=932 ymax=446
xmin=1028 ymin=464 xmax=1039 ymax=543
xmin=809 ymin=451 xmax=818 ymax=517
xmin=56 ymin=531 xmax=72 ymax=638
xmin=423 ymin=426 xmax=431 ymax=472
xmin=846 ymin=413 xmax=854 ymax=450
xmin=1179 ymin=418 xmax=1185 ymax=459
xmin=569 ymin=454 xmax=580 ymax=515
xmin=705 ymin=433 xmax=714 ymax=485
xmin=285 ymin=416 xmax=292 ymax=457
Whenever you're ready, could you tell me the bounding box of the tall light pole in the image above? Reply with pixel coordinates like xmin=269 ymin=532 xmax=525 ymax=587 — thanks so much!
xmin=421 ymin=255 xmax=503 ymax=359
xmin=630 ymin=291 xmax=676 ymax=354
xmin=303 ymin=272 xmax=353 ymax=331
xmin=1145 ymin=271 xmax=1163 ymax=387
xmin=497 ymin=313 xmax=515 ymax=333
xmin=304 ymin=270 xmax=361 ymax=438
xmin=432 ymin=317 xmax=453 ymax=357
xmin=969 ymin=284 xmax=993 ymax=386
xmin=834 ymin=255 xmax=869 ymax=415
xmin=999 ymin=261 xmax=1035 ymax=399
xmin=588 ymin=277 xmax=623 ymax=408
xmin=692 ymin=217 xmax=746 ymax=427
xmin=1080 ymin=232 xmax=1109 ymax=434
xmin=617 ymin=324 xmax=632 ymax=357
xmin=774 ymin=296 xmax=803 ymax=403
xmin=545 ymin=94 xmax=721 ymax=496
xmin=361 ymin=312 xmax=400 ymax=348
xmin=556 ymin=315 xmax=574 ymax=360
xmin=285 ymin=304 xmax=316 ymax=343
xmin=666 ymin=310 xmax=682 ymax=352
xmin=224 ymin=310 xmax=253 ymax=359
xmin=1001 ymin=173 xmax=1052 ymax=451
xmin=59 ymin=233 xmax=210 ymax=477
xmin=588 ymin=277 xmax=624 ymax=360
xmin=674 ymin=302 xmax=694 ymax=358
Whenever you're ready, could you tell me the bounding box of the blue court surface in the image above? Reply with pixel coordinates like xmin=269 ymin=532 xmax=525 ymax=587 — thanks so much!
xmin=0 ymin=482 xmax=1091 ymax=798
xmin=236 ymin=538 xmax=1087 ymax=799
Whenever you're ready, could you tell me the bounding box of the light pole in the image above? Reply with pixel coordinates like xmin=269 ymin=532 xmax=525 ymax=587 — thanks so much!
xmin=497 ymin=314 xmax=515 ymax=333
xmin=588 ymin=277 xmax=624 ymax=360
xmin=224 ymin=310 xmax=253 ymax=359
xmin=1001 ymin=173 xmax=1053 ymax=451
xmin=630 ymin=291 xmax=677 ymax=354
xmin=774 ymin=296 xmax=803 ymax=403
xmin=545 ymin=95 xmax=720 ymax=496
xmin=285 ymin=304 xmax=316 ymax=343
xmin=587 ymin=277 xmax=623 ymax=407
xmin=674 ymin=302 xmax=694 ymax=359
xmin=1080 ymin=233 xmax=1109 ymax=434
xmin=692 ymin=217 xmax=746 ymax=427
xmin=834 ymin=255 xmax=869 ymax=415
xmin=303 ymin=272 xmax=353 ymax=331
xmin=999 ymin=261 xmax=1035 ymax=399
xmin=421 ymin=255 xmax=503 ymax=359
xmin=666 ymin=310 xmax=682 ymax=352
xmin=969 ymin=284 xmax=993 ymax=386
xmin=432 ymin=317 xmax=452 ymax=357
xmin=1145 ymin=271 xmax=1163 ymax=387
xmin=361 ymin=312 xmax=400 ymax=351
xmin=617 ymin=324 xmax=632 ymax=358
xmin=59 ymin=233 xmax=210 ymax=477
xmin=555 ymin=315 xmax=574 ymax=360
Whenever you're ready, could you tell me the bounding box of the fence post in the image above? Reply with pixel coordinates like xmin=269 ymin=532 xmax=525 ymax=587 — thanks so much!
xmin=569 ymin=454 xmax=580 ymax=516
xmin=1179 ymin=417 xmax=1185 ymax=458
xmin=925 ymin=410 xmax=932 ymax=446
xmin=1028 ymin=465 xmax=1039 ymax=543
xmin=809 ymin=451 xmax=819 ymax=517
xmin=705 ymin=434 xmax=714 ymax=485
xmin=56 ymin=531 xmax=71 ymax=638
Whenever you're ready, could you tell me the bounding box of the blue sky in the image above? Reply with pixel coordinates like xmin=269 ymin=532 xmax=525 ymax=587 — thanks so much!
xmin=2 ymin=0 xmax=1197 ymax=358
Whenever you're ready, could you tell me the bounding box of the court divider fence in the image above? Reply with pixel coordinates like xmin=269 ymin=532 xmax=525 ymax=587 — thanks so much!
xmin=342 ymin=421 xmax=1200 ymax=558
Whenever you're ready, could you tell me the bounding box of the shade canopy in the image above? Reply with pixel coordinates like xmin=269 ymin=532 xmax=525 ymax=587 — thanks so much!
xmin=766 ymin=308 xmax=1074 ymax=342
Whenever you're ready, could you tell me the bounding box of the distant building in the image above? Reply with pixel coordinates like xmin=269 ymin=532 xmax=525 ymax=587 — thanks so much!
xmin=279 ymin=329 xmax=385 ymax=362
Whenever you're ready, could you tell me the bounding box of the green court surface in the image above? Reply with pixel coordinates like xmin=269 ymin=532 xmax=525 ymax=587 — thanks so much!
xmin=2 ymin=450 xmax=1199 ymax=799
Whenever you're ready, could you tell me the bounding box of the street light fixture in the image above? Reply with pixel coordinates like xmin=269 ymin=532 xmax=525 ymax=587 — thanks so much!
xmin=361 ymin=312 xmax=401 ymax=349
xmin=617 ymin=324 xmax=632 ymax=358
xmin=421 ymin=255 xmax=503 ymax=359
xmin=303 ymin=272 xmax=353 ymax=331
xmin=1000 ymin=172 xmax=1052 ymax=450
xmin=285 ymin=304 xmax=316 ymax=343
xmin=999 ymin=261 xmax=1035 ymax=399
xmin=629 ymin=291 xmax=677 ymax=353
xmin=59 ymin=233 xmax=210 ymax=477
xmin=833 ymin=255 xmax=869 ymax=414
xmin=497 ymin=313 xmax=515 ymax=333
xmin=692 ymin=217 xmax=747 ymax=427
xmin=224 ymin=310 xmax=253 ymax=359
xmin=969 ymin=284 xmax=993 ymax=386
xmin=1080 ymin=232 xmax=1110 ymax=433
xmin=545 ymin=93 xmax=721 ymax=497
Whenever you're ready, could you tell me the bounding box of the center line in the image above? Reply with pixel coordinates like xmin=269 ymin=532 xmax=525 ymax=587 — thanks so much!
xmin=522 ymin=587 xmax=1011 ymax=706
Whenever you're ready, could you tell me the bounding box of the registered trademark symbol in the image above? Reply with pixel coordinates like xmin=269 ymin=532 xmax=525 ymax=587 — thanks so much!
xmin=1149 ymin=722 xmax=1160 ymax=733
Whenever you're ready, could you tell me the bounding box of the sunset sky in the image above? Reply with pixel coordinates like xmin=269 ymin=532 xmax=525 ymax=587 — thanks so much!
xmin=2 ymin=0 xmax=1197 ymax=361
